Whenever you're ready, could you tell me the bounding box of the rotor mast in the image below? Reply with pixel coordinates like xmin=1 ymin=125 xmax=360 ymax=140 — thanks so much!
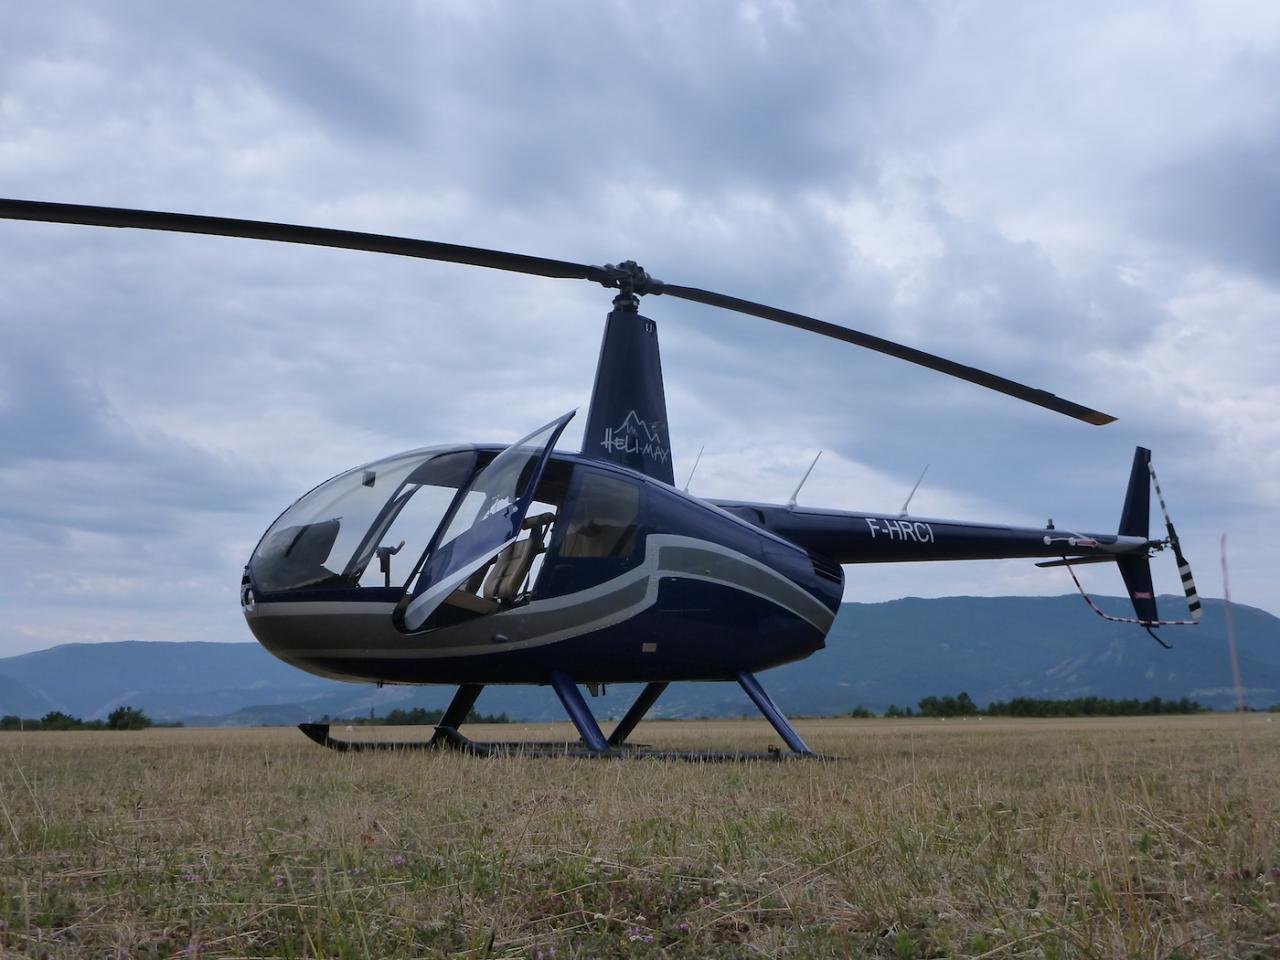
xmin=580 ymin=260 xmax=676 ymax=485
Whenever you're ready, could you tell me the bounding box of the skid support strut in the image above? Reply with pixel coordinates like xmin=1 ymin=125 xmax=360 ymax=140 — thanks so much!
xmin=430 ymin=683 xmax=484 ymax=745
xmin=607 ymin=681 xmax=668 ymax=748
xmin=736 ymin=670 xmax=813 ymax=755
xmin=549 ymin=671 xmax=610 ymax=752
xmin=298 ymin=676 xmax=824 ymax=760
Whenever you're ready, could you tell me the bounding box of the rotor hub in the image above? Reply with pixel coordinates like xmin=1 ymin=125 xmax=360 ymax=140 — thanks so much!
xmin=597 ymin=260 xmax=665 ymax=311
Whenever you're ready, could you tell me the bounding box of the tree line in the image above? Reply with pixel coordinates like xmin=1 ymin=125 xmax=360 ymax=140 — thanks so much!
xmin=866 ymin=693 xmax=1206 ymax=718
xmin=0 ymin=707 xmax=167 ymax=731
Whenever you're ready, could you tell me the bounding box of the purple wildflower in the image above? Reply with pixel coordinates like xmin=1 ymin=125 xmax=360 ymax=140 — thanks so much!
xmin=274 ymin=875 xmax=286 ymax=888
xmin=677 ymin=922 xmax=691 ymax=934
xmin=626 ymin=928 xmax=655 ymax=944
xmin=346 ymin=866 xmax=368 ymax=876
xmin=181 ymin=874 xmax=202 ymax=882
xmin=389 ymin=854 xmax=407 ymax=868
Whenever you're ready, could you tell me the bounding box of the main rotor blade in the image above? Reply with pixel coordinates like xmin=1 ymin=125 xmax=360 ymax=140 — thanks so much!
xmin=0 ymin=198 xmax=1116 ymax=424
xmin=0 ymin=199 xmax=607 ymax=284
xmin=662 ymin=283 xmax=1115 ymax=425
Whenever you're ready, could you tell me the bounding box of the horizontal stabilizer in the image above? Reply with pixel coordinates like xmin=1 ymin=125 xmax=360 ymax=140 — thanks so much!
xmin=1035 ymin=555 xmax=1118 ymax=569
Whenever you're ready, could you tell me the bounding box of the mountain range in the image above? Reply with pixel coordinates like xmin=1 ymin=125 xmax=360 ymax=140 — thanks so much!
xmin=1 ymin=594 xmax=1276 ymax=725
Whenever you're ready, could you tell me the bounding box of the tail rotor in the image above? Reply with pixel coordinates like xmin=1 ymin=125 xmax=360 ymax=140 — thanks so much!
xmin=1149 ymin=459 xmax=1203 ymax=622
xmin=1049 ymin=447 xmax=1201 ymax=643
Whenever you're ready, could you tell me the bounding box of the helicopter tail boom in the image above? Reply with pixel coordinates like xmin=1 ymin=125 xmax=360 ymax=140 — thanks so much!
xmin=713 ymin=445 xmax=1202 ymax=636
xmin=709 ymin=502 xmax=1148 ymax=567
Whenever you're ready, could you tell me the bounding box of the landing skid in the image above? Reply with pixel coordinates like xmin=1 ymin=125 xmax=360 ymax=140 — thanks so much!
xmin=298 ymin=670 xmax=828 ymax=760
xmin=432 ymin=726 xmax=816 ymax=760
xmin=297 ymin=723 xmax=820 ymax=761
xmin=297 ymin=722 xmax=597 ymax=754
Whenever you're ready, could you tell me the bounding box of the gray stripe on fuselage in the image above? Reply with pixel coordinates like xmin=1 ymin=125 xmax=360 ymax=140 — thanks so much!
xmin=656 ymin=544 xmax=834 ymax=630
xmin=248 ymin=534 xmax=833 ymax=661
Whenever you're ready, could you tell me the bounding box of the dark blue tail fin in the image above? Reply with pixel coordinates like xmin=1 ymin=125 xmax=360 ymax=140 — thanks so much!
xmin=580 ymin=308 xmax=675 ymax=485
xmin=1118 ymin=447 xmax=1151 ymax=540
xmin=1117 ymin=446 xmax=1158 ymax=622
xmin=1117 ymin=557 xmax=1159 ymax=622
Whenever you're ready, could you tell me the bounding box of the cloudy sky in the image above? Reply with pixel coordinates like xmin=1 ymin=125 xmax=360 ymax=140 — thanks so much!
xmin=1 ymin=1 xmax=1277 ymax=658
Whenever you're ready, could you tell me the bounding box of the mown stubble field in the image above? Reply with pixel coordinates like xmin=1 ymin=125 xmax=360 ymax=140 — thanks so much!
xmin=1 ymin=715 xmax=1277 ymax=959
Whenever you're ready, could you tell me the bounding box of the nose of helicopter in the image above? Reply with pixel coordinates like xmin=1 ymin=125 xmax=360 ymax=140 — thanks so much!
xmin=239 ymin=581 xmax=312 ymax=674
xmin=241 ymin=588 xmax=408 ymax=684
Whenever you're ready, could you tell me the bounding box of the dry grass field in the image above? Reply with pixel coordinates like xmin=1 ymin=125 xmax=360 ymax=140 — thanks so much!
xmin=1 ymin=715 xmax=1277 ymax=959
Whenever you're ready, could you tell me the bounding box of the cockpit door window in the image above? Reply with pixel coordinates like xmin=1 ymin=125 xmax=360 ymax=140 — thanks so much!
xmin=401 ymin=411 xmax=574 ymax=631
xmin=557 ymin=470 xmax=641 ymax=559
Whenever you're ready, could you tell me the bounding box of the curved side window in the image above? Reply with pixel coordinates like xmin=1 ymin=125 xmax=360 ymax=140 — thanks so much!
xmin=559 ymin=471 xmax=640 ymax=559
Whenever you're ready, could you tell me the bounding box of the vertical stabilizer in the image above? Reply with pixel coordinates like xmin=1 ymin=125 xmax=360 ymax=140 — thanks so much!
xmin=580 ymin=308 xmax=675 ymax=485
xmin=1117 ymin=555 xmax=1160 ymax=623
xmin=1117 ymin=447 xmax=1157 ymax=622
xmin=1118 ymin=446 xmax=1151 ymax=539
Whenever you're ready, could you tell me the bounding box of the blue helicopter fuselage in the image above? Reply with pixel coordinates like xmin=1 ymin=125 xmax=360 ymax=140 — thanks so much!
xmin=243 ymin=445 xmax=844 ymax=686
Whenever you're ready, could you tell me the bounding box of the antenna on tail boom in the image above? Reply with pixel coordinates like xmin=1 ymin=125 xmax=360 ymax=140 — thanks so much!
xmin=683 ymin=445 xmax=705 ymax=493
xmin=899 ymin=464 xmax=929 ymax=518
xmin=787 ymin=451 xmax=822 ymax=509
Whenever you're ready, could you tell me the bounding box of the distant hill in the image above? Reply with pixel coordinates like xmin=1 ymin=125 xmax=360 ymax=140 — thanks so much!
xmin=1 ymin=595 xmax=1276 ymax=724
xmin=0 ymin=641 xmax=341 ymax=721
xmin=0 ymin=672 xmax=54 ymax=716
xmin=777 ymin=594 xmax=1280 ymax=715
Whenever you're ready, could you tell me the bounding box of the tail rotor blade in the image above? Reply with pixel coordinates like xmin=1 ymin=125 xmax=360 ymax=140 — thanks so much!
xmin=1149 ymin=460 xmax=1202 ymax=621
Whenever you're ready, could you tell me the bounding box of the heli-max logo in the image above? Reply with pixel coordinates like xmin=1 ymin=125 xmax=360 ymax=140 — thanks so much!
xmin=601 ymin=409 xmax=670 ymax=465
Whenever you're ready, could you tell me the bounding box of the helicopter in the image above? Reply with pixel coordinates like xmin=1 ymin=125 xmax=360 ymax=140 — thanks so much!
xmin=0 ymin=199 xmax=1202 ymax=759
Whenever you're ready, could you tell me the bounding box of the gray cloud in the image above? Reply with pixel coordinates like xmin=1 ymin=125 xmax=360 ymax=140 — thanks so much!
xmin=0 ymin=1 xmax=1277 ymax=656
xmin=1141 ymin=125 xmax=1280 ymax=283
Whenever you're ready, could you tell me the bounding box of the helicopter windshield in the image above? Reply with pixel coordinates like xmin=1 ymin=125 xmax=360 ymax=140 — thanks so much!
xmin=249 ymin=447 xmax=478 ymax=594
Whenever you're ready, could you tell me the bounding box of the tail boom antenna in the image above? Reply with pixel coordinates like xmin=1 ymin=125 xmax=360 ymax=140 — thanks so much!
xmin=787 ymin=451 xmax=822 ymax=510
xmin=898 ymin=464 xmax=929 ymax=517
xmin=683 ymin=445 xmax=705 ymax=493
